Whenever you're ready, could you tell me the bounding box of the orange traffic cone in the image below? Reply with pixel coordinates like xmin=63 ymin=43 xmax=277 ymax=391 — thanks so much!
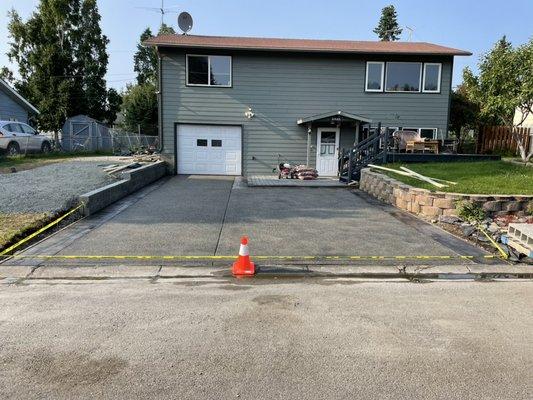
xmin=232 ymin=236 xmax=255 ymax=276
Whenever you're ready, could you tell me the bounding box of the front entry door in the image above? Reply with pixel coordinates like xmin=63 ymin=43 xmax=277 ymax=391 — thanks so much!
xmin=316 ymin=128 xmax=340 ymax=177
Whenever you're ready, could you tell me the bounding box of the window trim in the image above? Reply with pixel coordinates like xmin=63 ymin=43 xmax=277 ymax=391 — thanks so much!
xmin=384 ymin=62 xmax=423 ymax=93
xmin=422 ymin=63 xmax=442 ymax=93
xmin=365 ymin=61 xmax=385 ymax=92
xmin=186 ymin=54 xmax=232 ymax=88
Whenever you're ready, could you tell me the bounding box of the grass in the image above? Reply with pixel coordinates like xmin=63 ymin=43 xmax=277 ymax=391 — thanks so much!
xmin=0 ymin=151 xmax=113 ymax=173
xmin=378 ymin=161 xmax=533 ymax=195
xmin=0 ymin=213 xmax=49 ymax=251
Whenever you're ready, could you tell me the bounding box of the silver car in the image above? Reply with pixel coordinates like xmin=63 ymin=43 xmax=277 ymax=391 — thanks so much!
xmin=0 ymin=121 xmax=52 ymax=156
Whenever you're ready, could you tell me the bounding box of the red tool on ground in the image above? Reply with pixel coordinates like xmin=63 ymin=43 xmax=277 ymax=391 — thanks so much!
xmin=232 ymin=236 xmax=255 ymax=276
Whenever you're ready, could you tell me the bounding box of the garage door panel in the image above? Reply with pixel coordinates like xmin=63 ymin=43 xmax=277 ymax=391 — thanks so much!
xmin=177 ymin=125 xmax=242 ymax=176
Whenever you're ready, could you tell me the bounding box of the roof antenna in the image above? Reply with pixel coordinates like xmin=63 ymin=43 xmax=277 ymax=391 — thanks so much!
xmin=405 ymin=26 xmax=414 ymax=42
xmin=137 ymin=0 xmax=181 ymax=28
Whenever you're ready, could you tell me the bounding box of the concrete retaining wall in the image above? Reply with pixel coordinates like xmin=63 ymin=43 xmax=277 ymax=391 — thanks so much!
xmin=79 ymin=161 xmax=167 ymax=216
xmin=359 ymin=168 xmax=533 ymax=218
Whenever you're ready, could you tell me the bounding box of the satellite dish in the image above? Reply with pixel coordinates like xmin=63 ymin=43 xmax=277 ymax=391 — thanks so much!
xmin=178 ymin=12 xmax=193 ymax=34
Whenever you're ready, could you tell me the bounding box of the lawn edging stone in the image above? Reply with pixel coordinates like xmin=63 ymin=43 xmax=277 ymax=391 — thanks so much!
xmin=359 ymin=168 xmax=533 ymax=218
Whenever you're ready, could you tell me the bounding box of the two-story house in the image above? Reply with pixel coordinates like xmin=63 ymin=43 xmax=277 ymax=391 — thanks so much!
xmin=145 ymin=34 xmax=470 ymax=176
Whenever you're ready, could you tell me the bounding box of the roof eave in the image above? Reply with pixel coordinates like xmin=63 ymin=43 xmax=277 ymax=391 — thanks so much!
xmin=144 ymin=41 xmax=471 ymax=56
xmin=0 ymin=79 xmax=40 ymax=115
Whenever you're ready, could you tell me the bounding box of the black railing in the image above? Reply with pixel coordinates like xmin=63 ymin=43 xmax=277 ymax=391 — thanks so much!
xmin=339 ymin=122 xmax=392 ymax=182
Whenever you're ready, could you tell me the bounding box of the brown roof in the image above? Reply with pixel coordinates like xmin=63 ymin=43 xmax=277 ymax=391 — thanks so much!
xmin=144 ymin=34 xmax=471 ymax=56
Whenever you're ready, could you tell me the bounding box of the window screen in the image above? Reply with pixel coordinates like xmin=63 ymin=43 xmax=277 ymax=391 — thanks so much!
xmin=423 ymin=64 xmax=441 ymax=92
xmin=211 ymin=139 xmax=222 ymax=147
xmin=366 ymin=62 xmax=384 ymax=91
xmin=196 ymin=139 xmax=208 ymax=146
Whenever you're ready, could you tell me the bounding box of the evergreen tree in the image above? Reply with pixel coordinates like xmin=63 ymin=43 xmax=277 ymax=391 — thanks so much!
xmin=104 ymin=88 xmax=122 ymax=125
xmin=133 ymin=24 xmax=176 ymax=85
xmin=7 ymin=0 xmax=79 ymax=132
xmin=72 ymin=0 xmax=110 ymax=121
xmin=373 ymin=5 xmax=402 ymax=41
xmin=7 ymin=0 xmax=116 ymax=131
xmin=134 ymin=28 xmax=158 ymax=85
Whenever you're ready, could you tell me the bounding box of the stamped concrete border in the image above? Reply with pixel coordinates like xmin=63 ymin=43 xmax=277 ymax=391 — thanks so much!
xmin=79 ymin=161 xmax=167 ymax=216
xmin=359 ymin=168 xmax=533 ymax=218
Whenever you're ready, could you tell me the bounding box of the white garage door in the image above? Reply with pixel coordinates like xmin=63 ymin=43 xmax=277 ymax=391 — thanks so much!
xmin=177 ymin=124 xmax=242 ymax=175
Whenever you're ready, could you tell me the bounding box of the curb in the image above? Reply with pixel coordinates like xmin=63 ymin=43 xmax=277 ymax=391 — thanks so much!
xmin=1 ymin=264 xmax=531 ymax=282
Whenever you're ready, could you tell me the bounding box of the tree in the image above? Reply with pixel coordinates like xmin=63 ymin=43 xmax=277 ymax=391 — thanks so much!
xmin=449 ymin=87 xmax=480 ymax=152
xmin=71 ymin=0 xmax=110 ymax=121
xmin=134 ymin=28 xmax=158 ymax=85
xmin=133 ymin=24 xmax=175 ymax=85
xmin=0 ymin=67 xmax=15 ymax=84
xmin=462 ymin=36 xmax=533 ymax=162
xmin=7 ymin=0 xmax=116 ymax=133
xmin=104 ymin=88 xmax=122 ymax=125
xmin=373 ymin=5 xmax=402 ymax=41
xmin=121 ymin=83 xmax=158 ymax=136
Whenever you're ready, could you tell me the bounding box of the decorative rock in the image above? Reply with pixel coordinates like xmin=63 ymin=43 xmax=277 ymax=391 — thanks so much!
xmin=488 ymin=223 xmax=500 ymax=234
xmin=462 ymin=226 xmax=476 ymax=236
xmin=482 ymin=201 xmax=502 ymax=212
xmin=439 ymin=215 xmax=460 ymax=224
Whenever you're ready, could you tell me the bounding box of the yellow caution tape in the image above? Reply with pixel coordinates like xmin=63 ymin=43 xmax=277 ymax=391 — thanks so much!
xmin=477 ymin=224 xmax=509 ymax=260
xmin=0 ymin=204 xmax=83 ymax=257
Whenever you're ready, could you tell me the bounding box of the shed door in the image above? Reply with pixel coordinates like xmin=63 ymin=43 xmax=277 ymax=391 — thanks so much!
xmin=177 ymin=124 xmax=242 ymax=175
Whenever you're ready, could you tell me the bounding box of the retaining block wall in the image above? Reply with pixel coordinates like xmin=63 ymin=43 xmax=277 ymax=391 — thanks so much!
xmin=359 ymin=168 xmax=533 ymax=218
xmin=79 ymin=161 xmax=167 ymax=216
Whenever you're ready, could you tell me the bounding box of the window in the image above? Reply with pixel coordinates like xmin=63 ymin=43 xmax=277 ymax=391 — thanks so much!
xmin=187 ymin=55 xmax=232 ymax=87
xmin=20 ymin=123 xmax=36 ymax=135
xmin=211 ymin=139 xmax=222 ymax=147
xmin=196 ymin=139 xmax=208 ymax=146
xmin=420 ymin=128 xmax=437 ymax=139
xmin=5 ymin=123 xmax=23 ymax=133
xmin=365 ymin=62 xmax=384 ymax=91
xmin=385 ymin=62 xmax=422 ymax=92
xmin=423 ymin=63 xmax=441 ymax=92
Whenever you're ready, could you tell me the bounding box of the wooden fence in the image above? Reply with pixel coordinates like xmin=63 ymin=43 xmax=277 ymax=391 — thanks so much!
xmin=477 ymin=126 xmax=531 ymax=154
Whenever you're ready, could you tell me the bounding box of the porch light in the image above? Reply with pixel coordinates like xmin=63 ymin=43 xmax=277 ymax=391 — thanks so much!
xmin=244 ymin=107 xmax=255 ymax=119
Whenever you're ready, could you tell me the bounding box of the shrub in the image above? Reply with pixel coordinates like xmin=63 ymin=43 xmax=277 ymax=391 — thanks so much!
xmin=456 ymin=201 xmax=486 ymax=222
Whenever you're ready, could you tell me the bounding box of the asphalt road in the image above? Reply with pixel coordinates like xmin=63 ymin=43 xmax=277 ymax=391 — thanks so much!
xmin=1 ymin=278 xmax=531 ymax=399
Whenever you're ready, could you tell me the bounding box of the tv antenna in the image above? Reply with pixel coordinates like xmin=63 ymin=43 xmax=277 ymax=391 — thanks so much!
xmin=178 ymin=12 xmax=193 ymax=34
xmin=405 ymin=26 xmax=414 ymax=41
xmin=137 ymin=0 xmax=180 ymax=27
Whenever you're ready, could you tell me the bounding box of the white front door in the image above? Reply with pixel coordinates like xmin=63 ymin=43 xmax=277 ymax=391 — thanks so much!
xmin=316 ymin=128 xmax=340 ymax=177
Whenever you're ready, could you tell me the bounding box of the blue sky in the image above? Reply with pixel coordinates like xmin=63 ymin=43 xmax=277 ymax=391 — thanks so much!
xmin=1 ymin=0 xmax=532 ymax=91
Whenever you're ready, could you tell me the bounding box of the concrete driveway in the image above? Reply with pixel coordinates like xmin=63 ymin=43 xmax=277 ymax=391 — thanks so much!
xmin=4 ymin=175 xmax=486 ymax=264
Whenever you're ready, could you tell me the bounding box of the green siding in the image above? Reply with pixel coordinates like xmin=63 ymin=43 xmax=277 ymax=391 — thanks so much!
xmin=161 ymin=49 xmax=453 ymax=175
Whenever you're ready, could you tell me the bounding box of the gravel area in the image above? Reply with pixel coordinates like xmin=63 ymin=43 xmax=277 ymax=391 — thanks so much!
xmin=0 ymin=160 xmax=121 ymax=214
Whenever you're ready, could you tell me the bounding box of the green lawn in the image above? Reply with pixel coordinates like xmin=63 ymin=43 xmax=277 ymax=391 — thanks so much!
xmin=377 ymin=161 xmax=533 ymax=195
xmin=0 ymin=151 xmax=112 ymax=173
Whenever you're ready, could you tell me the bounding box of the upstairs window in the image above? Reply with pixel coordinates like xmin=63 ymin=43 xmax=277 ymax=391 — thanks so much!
xmin=365 ymin=62 xmax=384 ymax=91
xmin=186 ymin=55 xmax=232 ymax=87
xmin=423 ymin=63 xmax=442 ymax=92
xmin=385 ymin=62 xmax=422 ymax=92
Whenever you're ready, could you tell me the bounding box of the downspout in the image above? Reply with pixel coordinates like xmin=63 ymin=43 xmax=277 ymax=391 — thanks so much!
xmin=306 ymin=123 xmax=312 ymax=166
xmin=156 ymin=46 xmax=164 ymax=154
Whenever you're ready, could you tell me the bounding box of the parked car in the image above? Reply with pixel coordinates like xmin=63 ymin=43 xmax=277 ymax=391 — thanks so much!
xmin=0 ymin=121 xmax=52 ymax=156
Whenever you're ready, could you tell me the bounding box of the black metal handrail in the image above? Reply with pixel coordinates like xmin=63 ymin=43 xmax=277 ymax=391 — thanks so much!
xmin=339 ymin=122 xmax=391 ymax=182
